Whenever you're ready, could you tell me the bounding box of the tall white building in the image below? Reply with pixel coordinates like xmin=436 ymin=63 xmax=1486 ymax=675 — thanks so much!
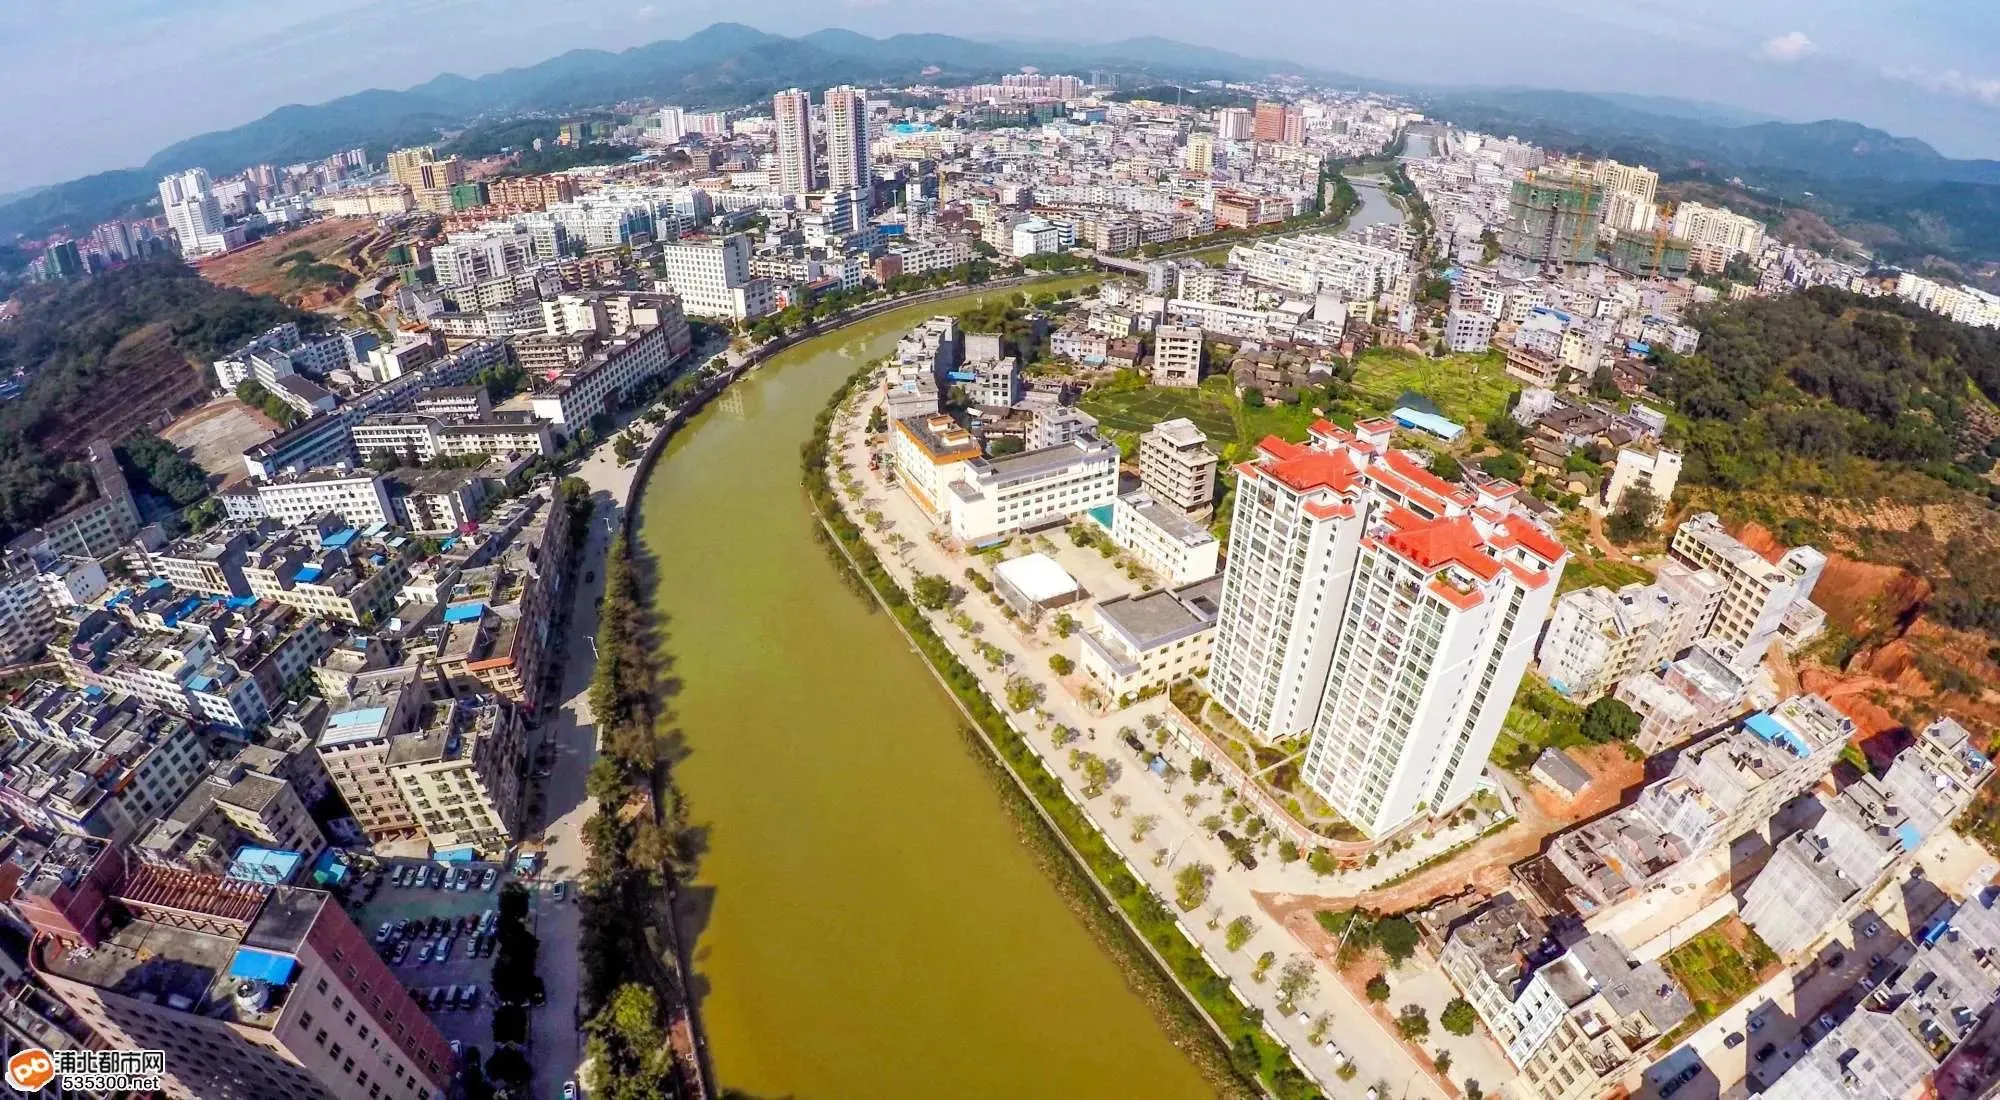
xmin=158 ymin=169 xmax=229 ymax=257
xmin=773 ymin=88 xmax=818 ymax=196
xmin=1670 ymin=202 xmax=1767 ymax=272
xmin=823 ymin=85 xmax=870 ymax=208
xmin=1591 ymin=159 xmax=1659 ymax=233
xmin=657 ymin=234 xmax=772 ymax=321
xmin=1206 ymin=420 xmax=1567 ymax=836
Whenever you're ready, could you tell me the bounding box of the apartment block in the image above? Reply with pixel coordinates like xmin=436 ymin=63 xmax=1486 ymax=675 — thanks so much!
xmin=136 ymin=758 xmax=328 ymax=876
xmin=1078 ymin=578 xmax=1223 ymax=705
xmin=1535 ymin=561 xmax=1722 ymax=703
xmin=658 ymin=234 xmax=773 ymax=321
xmin=528 ymin=319 xmax=687 ymax=429
xmin=1669 ymin=512 xmax=1824 ymax=665
xmin=316 ymin=668 xmax=428 ymax=840
xmin=386 ymin=694 xmax=525 ymax=859
xmin=243 ymin=470 xmax=396 ymax=529
xmin=26 ymin=852 xmax=452 ymax=1100
xmin=1446 ymin=920 xmax=1691 ymax=1100
xmin=1139 ymin=418 xmax=1219 ymax=518
xmin=0 ymin=568 xmax=56 ymax=664
xmin=1600 ymin=448 xmax=1681 ymax=517
xmin=1150 ymin=325 xmax=1203 ymax=387
xmin=1205 ymin=420 xmax=1567 ymax=835
xmin=9 ymin=442 xmax=142 ymax=562
xmin=1613 ymin=639 xmax=1748 ymax=753
xmin=351 ymin=412 xmax=554 ymax=464
xmin=1108 ymin=491 xmax=1219 ymax=585
xmin=892 ymin=413 xmax=983 ymax=524
xmin=1535 ymin=695 xmax=1849 ymax=921
xmin=243 ymin=528 xmax=411 ymax=625
xmin=0 ymin=683 xmax=213 ymax=843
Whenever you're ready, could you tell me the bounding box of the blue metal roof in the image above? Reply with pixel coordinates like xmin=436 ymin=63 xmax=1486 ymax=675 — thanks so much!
xmin=433 ymin=846 xmax=479 ymax=863
xmin=1897 ymin=822 xmax=1923 ymax=851
xmin=227 ymin=948 xmax=298 ymax=986
xmin=228 ymin=847 xmax=303 ymax=885
xmin=321 ymin=528 xmax=359 ymax=549
xmin=1743 ymin=712 xmax=1811 ymax=757
xmin=1390 ymin=406 xmax=1465 ymax=441
xmin=442 ymin=602 xmax=486 ymax=623
xmin=294 ymin=565 xmax=322 ymax=584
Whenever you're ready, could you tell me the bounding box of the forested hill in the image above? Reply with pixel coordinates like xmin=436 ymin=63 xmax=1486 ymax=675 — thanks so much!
xmin=1655 ymin=288 xmax=2000 ymax=496
xmin=0 ymin=260 xmax=315 ymax=543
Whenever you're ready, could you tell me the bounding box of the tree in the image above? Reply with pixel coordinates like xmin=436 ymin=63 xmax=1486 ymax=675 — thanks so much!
xmin=1226 ymin=915 xmax=1257 ymax=952
xmin=988 ymin=436 xmax=1026 ymax=456
xmin=585 ymin=757 xmax=629 ymax=805
xmin=1053 ymin=612 xmax=1077 ymax=638
xmin=491 ymin=1003 xmax=529 ymax=1045
xmin=1278 ymin=840 xmax=1301 ymax=864
xmin=1174 ymin=862 xmax=1213 ymax=911
xmin=1365 ymin=975 xmax=1391 ymax=1002
xmin=1428 ymin=452 xmax=1463 ymax=481
xmin=1129 ymin=813 xmax=1159 ymax=843
xmin=485 ymin=1047 xmax=531 ymax=1089
xmin=867 ymin=406 xmax=887 ymax=433
xmin=1396 ymin=1005 xmax=1431 ymax=1040
xmin=1375 ymin=915 xmax=1420 ymax=967
xmin=1606 ymin=486 xmax=1658 ymax=543
xmin=1108 ymin=793 xmax=1130 ymax=818
xmin=1479 ymin=451 xmax=1526 ymax=482
xmin=1276 ymin=954 xmax=1318 ymax=1010
xmin=1243 ymin=386 xmax=1266 ymax=408
xmin=613 ymin=434 xmax=641 ymax=463
xmin=912 ymin=573 xmax=954 ymax=610
xmin=1579 ymin=696 xmax=1641 ymax=744
xmin=1441 ymin=997 xmax=1478 ymax=1036
xmin=1005 ymin=675 xmax=1043 ymax=712
xmin=1485 ymin=414 xmax=1526 ymax=450
xmin=1048 ymin=653 xmax=1075 ymax=676
xmin=1589 ymin=364 xmax=1621 ymax=400
xmin=1200 ymin=813 xmax=1226 ymax=834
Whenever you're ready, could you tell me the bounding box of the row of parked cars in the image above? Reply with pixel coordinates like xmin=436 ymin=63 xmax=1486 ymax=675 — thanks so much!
xmin=375 ymin=911 xmax=503 ymax=967
xmin=412 ymin=984 xmax=482 ymax=1012
xmin=389 ymin=863 xmax=500 ymax=892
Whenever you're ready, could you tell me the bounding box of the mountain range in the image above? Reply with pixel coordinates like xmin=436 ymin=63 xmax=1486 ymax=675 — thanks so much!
xmin=3 ymin=22 xmax=1999 ymax=271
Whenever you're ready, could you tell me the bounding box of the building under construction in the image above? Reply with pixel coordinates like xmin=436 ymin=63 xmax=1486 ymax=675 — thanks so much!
xmin=1502 ymin=174 xmax=1604 ymax=266
xmin=1603 ymin=230 xmax=1691 ymax=280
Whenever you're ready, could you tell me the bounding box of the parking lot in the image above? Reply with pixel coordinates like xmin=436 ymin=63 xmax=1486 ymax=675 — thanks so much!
xmin=342 ymin=858 xmax=527 ymax=1062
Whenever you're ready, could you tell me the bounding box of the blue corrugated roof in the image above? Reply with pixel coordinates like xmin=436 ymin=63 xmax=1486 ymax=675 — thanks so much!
xmin=1743 ymin=712 xmax=1811 ymax=757
xmin=1390 ymin=406 xmax=1464 ymax=441
xmin=442 ymin=602 xmax=486 ymax=623
xmin=227 ymin=948 xmax=298 ymax=985
xmin=434 ymin=846 xmax=478 ymax=862
xmin=294 ymin=565 xmax=322 ymax=584
xmin=321 ymin=527 xmax=359 ymax=549
xmin=228 ymin=847 xmax=303 ymax=885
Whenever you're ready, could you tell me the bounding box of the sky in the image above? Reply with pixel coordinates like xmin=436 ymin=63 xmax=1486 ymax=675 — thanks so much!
xmin=3 ymin=0 xmax=1999 ymax=194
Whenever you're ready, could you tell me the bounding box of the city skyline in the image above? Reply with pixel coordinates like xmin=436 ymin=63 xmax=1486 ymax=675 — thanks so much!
xmin=4 ymin=3 xmax=1999 ymax=195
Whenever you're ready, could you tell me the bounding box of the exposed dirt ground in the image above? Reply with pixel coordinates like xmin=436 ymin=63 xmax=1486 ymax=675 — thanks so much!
xmin=161 ymin=397 xmax=278 ymax=489
xmin=198 ymin=220 xmax=386 ymax=311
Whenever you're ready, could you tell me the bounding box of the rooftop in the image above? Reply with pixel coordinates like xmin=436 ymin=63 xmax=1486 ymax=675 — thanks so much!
xmin=1094 ymin=577 xmax=1224 ymax=649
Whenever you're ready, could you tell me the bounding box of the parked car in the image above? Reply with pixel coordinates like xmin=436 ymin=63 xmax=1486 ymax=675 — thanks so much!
xmin=451 ymin=868 xmax=469 ymax=891
xmin=552 ymin=881 xmax=567 ymax=902
xmin=562 ymin=1083 xmax=578 ymax=1100
xmin=416 ymin=944 xmax=432 ymax=964
xmin=1755 ymin=1042 xmax=1777 ymax=1063
xmin=391 ymin=943 xmax=410 ymax=966
xmin=457 ymin=985 xmax=481 ymax=1010
xmin=1863 ymin=920 xmax=1882 ymax=938
xmin=428 ymin=866 xmax=445 ymax=889
xmin=481 ymin=868 xmax=498 ymax=891
xmin=585 ymin=571 xmax=595 ymax=584
xmin=375 ymin=922 xmax=393 ymax=943
xmin=1748 ymin=1013 xmax=1766 ymax=1032
xmin=436 ymin=938 xmax=453 ymax=963
xmin=1724 ymin=1032 xmax=1744 ymax=1049
xmin=1120 ymin=731 xmax=1145 ymax=754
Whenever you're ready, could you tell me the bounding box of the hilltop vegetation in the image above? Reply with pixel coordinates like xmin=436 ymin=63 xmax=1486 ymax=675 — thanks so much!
xmin=0 ymin=260 xmax=314 ymax=543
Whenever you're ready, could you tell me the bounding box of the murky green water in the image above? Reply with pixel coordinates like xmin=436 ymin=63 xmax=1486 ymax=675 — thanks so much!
xmin=634 ymin=285 xmax=1214 ymax=1100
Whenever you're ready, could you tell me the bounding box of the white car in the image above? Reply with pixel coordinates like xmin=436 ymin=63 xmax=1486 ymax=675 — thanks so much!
xmin=561 ymin=1083 xmax=578 ymax=1100
xmin=1322 ymin=1042 xmax=1348 ymax=1069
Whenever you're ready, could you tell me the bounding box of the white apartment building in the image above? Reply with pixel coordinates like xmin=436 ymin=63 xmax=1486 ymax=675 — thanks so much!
xmin=430 ymin=223 xmax=562 ymax=287
xmin=351 ymin=413 xmax=553 ymax=463
xmin=1206 ymin=420 xmax=1568 ymax=836
xmin=35 ymin=558 xmax=108 ymax=610
xmin=158 ymin=169 xmax=237 ymax=257
xmin=773 ymin=88 xmax=818 ymax=196
xmin=658 ymin=234 xmax=773 ymax=321
xmin=946 ymin=436 xmax=1121 ymax=545
xmin=1226 ymin=233 xmax=1410 ymax=300
xmin=824 ymin=85 xmax=870 ymax=203
xmin=0 ymin=569 xmax=57 ymax=665
xmin=1079 ymin=578 xmax=1224 ymax=705
xmin=528 ymin=322 xmax=679 ymax=429
xmin=1591 ymin=159 xmax=1659 ymax=233
xmin=1669 ymin=512 xmax=1822 ymax=664
xmin=1109 ymin=491 xmax=1220 ymax=586
xmin=1537 ymin=560 xmax=1722 ymax=702
xmin=249 ymin=470 xmax=395 ymax=529
xmin=1600 ymin=448 xmax=1681 ymax=517
xmin=1443 ymin=309 xmax=1497 ymax=353
xmin=1151 ymin=326 xmax=1203 ymax=387
xmin=1670 ymin=202 xmax=1766 ymax=272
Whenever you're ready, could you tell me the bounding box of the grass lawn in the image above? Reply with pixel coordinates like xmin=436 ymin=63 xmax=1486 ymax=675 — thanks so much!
xmin=1491 ymin=674 xmax=1587 ymax=770
xmin=1080 ymin=382 xmax=1239 ymax=443
xmin=1558 ymin=555 xmax=1655 ymax=595
xmin=1662 ymin=919 xmax=1781 ymax=1028
xmin=1349 ymin=348 xmax=1517 ymax=426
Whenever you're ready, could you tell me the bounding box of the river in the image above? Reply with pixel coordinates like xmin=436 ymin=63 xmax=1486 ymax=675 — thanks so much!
xmin=633 ymin=285 xmax=1215 ymax=1100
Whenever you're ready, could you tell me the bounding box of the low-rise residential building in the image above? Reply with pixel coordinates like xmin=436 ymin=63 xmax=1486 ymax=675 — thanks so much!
xmin=1669 ymin=512 xmax=1824 ymax=665
xmin=1078 ymin=578 xmax=1223 ymax=705
xmin=1150 ymin=325 xmax=1203 ymax=387
xmin=1444 ymin=309 xmax=1497 ymax=352
xmin=1535 ymin=561 xmax=1722 ymax=703
xmin=1108 ymin=491 xmax=1220 ymax=585
xmin=527 ymin=319 xmax=687 ymax=429
xmin=944 ymin=435 xmax=1120 ymax=544
xmin=239 ymin=469 xmax=396 ymax=530
xmin=316 ymin=667 xmax=429 ymax=840
xmin=243 ymin=527 xmax=411 ymax=625
xmin=0 ymin=568 xmax=57 ymax=663
xmin=893 ymin=413 xmax=984 ymax=525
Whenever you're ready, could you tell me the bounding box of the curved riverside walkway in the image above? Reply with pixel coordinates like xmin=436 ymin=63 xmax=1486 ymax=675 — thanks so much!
xmin=625 ymin=281 xmax=1219 ymax=1100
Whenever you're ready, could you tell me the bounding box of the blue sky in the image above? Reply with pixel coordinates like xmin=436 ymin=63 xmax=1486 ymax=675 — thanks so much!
xmin=4 ymin=0 xmax=1999 ymax=193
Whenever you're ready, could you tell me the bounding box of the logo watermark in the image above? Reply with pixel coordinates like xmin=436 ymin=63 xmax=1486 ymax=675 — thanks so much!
xmin=6 ymin=1048 xmax=164 ymax=1093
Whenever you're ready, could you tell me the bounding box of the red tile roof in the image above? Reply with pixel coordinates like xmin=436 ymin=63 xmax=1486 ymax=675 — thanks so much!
xmin=1496 ymin=515 xmax=1568 ymax=565
xmin=1380 ymin=511 xmax=1503 ymax=582
xmin=1255 ymin=436 xmax=1362 ymax=494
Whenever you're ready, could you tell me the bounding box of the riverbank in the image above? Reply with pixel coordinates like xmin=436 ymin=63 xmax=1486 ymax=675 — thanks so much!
xmin=628 ymin=280 xmax=1215 ymax=1099
xmin=802 ymin=368 xmax=1270 ymax=1099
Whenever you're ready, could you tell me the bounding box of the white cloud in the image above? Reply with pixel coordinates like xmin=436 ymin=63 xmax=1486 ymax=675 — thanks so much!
xmin=1889 ymin=66 xmax=2000 ymax=106
xmin=1760 ymin=31 xmax=1815 ymax=62
xmin=635 ymin=2 xmax=655 ymax=13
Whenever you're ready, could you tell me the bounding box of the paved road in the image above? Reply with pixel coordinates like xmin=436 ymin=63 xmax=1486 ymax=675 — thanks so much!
xmin=525 ymin=431 xmax=647 ymax=1100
